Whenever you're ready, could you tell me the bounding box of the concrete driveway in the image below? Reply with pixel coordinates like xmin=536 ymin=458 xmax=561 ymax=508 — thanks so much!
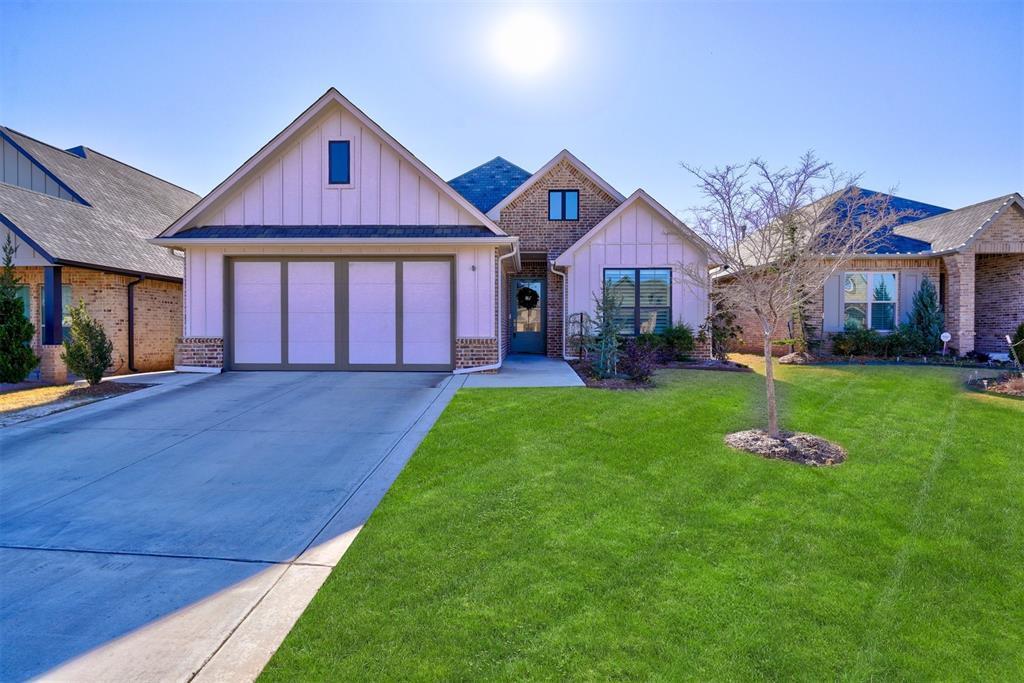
xmin=0 ymin=371 xmax=461 ymax=681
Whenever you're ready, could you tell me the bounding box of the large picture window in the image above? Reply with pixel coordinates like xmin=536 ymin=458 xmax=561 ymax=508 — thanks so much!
xmin=844 ymin=272 xmax=896 ymax=331
xmin=603 ymin=268 xmax=671 ymax=335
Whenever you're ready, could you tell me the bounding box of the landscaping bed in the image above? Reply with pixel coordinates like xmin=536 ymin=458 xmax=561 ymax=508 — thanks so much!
xmin=967 ymin=372 xmax=1024 ymax=398
xmin=0 ymin=381 xmax=149 ymax=426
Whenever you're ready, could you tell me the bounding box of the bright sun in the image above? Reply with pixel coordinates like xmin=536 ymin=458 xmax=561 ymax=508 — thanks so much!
xmin=490 ymin=9 xmax=562 ymax=80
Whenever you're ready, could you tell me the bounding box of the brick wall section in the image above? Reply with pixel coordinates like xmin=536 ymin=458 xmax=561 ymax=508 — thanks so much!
xmin=455 ymin=337 xmax=498 ymax=369
xmin=15 ymin=266 xmax=182 ymax=382
xmin=498 ymin=159 xmax=620 ymax=358
xmin=37 ymin=345 xmax=68 ymax=384
xmin=974 ymin=254 xmax=1024 ymax=353
xmin=175 ymin=337 xmax=224 ymax=368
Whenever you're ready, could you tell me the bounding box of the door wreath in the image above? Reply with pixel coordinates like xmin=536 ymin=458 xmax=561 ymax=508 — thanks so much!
xmin=517 ymin=286 xmax=540 ymax=310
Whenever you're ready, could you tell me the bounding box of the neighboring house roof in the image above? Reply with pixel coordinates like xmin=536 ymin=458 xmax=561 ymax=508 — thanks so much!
xmin=174 ymin=225 xmax=499 ymax=239
xmin=0 ymin=126 xmax=198 ymax=279
xmin=555 ymin=189 xmax=713 ymax=266
xmin=159 ymin=88 xmax=506 ymax=238
xmin=486 ymin=149 xmax=626 ymax=220
xmin=893 ymin=193 xmax=1023 ymax=253
xmin=839 ymin=188 xmax=949 ymax=254
xmin=448 ymin=157 xmax=532 ymax=213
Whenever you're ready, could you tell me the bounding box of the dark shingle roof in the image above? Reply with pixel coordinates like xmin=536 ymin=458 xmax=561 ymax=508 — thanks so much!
xmin=174 ymin=225 xmax=499 ymax=239
xmin=0 ymin=127 xmax=199 ymax=279
xmin=893 ymin=193 xmax=1022 ymax=253
xmin=831 ymin=188 xmax=949 ymax=254
xmin=448 ymin=157 xmax=531 ymax=213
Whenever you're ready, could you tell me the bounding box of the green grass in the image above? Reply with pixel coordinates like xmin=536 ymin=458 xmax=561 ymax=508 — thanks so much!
xmin=263 ymin=359 xmax=1024 ymax=681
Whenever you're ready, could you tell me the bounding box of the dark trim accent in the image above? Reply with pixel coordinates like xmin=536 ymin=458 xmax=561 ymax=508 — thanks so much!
xmin=42 ymin=266 xmax=63 ymax=345
xmin=224 ymin=255 xmax=455 ymax=372
xmin=127 ymin=276 xmax=144 ymax=372
xmin=602 ymin=267 xmax=672 ymax=336
xmin=548 ymin=189 xmax=580 ymax=222
xmin=0 ymin=130 xmax=91 ymax=206
xmin=0 ymin=212 xmax=55 ymax=262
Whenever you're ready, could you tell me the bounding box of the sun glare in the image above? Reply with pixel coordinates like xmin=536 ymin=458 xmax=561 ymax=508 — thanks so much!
xmin=490 ymin=9 xmax=562 ymax=80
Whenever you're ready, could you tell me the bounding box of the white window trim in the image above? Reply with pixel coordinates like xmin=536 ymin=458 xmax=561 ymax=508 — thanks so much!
xmin=843 ymin=271 xmax=898 ymax=332
xmin=323 ymin=136 xmax=357 ymax=191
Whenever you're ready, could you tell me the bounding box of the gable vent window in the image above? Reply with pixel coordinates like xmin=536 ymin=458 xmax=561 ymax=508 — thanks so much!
xmin=328 ymin=140 xmax=351 ymax=185
xmin=548 ymin=190 xmax=579 ymax=221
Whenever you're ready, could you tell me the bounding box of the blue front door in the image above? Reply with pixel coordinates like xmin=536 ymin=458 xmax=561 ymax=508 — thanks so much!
xmin=510 ymin=278 xmax=545 ymax=354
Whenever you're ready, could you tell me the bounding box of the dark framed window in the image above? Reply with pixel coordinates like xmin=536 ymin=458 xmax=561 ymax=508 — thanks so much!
xmin=15 ymin=286 xmax=29 ymax=320
xmin=328 ymin=140 xmax=351 ymax=185
xmin=548 ymin=190 xmax=579 ymax=221
xmin=603 ymin=268 xmax=671 ymax=335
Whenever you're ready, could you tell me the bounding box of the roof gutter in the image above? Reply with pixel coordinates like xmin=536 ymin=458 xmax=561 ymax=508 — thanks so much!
xmin=149 ymin=236 xmax=517 ymax=248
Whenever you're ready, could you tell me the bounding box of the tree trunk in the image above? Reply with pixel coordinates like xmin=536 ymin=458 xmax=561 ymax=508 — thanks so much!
xmin=763 ymin=333 xmax=779 ymax=438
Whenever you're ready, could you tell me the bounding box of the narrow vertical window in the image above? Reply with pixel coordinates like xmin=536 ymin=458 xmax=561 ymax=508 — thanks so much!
xmin=328 ymin=140 xmax=350 ymax=185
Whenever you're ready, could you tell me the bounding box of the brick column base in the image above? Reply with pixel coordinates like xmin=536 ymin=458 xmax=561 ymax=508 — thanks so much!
xmin=455 ymin=337 xmax=499 ymax=370
xmin=692 ymin=337 xmax=713 ymax=361
xmin=38 ymin=345 xmax=68 ymax=384
xmin=175 ymin=337 xmax=224 ymax=371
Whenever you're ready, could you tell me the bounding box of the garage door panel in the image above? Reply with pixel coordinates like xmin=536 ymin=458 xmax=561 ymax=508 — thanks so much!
xmin=348 ymin=262 xmax=397 ymax=365
xmin=288 ymin=262 xmax=334 ymax=364
xmin=234 ymin=262 xmax=281 ymax=364
xmin=402 ymin=261 xmax=451 ymax=366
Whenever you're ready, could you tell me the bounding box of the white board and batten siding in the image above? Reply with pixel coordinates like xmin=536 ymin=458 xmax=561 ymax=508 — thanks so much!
xmin=193 ymin=107 xmax=482 ymax=228
xmin=564 ymin=202 xmax=709 ymax=329
xmin=184 ymin=245 xmax=495 ymax=340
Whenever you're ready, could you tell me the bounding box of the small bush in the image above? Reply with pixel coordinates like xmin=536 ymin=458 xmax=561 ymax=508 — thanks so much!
xmin=619 ymin=337 xmax=657 ymax=383
xmin=0 ymin=235 xmax=39 ymax=383
xmin=659 ymin=323 xmax=695 ymax=360
xmin=831 ymin=327 xmax=884 ymax=356
xmin=635 ymin=332 xmax=669 ymax=362
xmin=583 ymin=289 xmax=621 ymax=379
xmin=1011 ymin=322 xmax=1024 ymax=366
xmin=907 ymin=277 xmax=944 ymax=353
xmin=62 ymin=300 xmax=113 ymax=385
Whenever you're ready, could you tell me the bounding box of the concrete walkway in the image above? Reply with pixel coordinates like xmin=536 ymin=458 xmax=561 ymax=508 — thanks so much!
xmin=463 ymin=354 xmax=584 ymax=388
xmin=1 ymin=371 xmax=465 ymax=682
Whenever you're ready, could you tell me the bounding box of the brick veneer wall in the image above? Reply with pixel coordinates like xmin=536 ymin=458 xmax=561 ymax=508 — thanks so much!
xmin=175 ymin=337 xmax=224 ymax=369
xmin=455 ymin=337 xmax=499 ymax=369
xmin=498 ymin=158 xmax=620 ymax=358
xmin=974 ymin=254 xmax=1024 ymax=353
xmin=15 ymin=266 xmax=182 ymax=382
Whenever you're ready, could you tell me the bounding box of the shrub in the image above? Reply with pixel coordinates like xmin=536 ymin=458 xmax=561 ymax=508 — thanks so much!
xmin=1011 ymin=322 xmax=1024 ymax=367
xmin=619 ymin=337 xmax=657 ymax=383
xmin=906 ymin=277 xmax=944 ymax=353
xmin=583 ymin=288 xmax=621 ymax=379
xmin=659 ymin=323 xmax=695 ymax=360
xmin=698 ymin=302 xmax=740 ymax=360
xmin=61 ymin=300 xmax=113 ymax=385
xmin=831 ymin=327 xmax=883 ymax=356
xmin=0 ymin=235 xmax=39 ymax=383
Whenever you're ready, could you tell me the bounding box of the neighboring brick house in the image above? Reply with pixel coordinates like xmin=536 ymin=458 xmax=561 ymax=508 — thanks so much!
xmin=152 ymin=89 xmax=713 ymax=374
xmin=0 ymin=126 xmax=198 ymax=383
xmin=727 ymin=191 xmax=1024 ymax=357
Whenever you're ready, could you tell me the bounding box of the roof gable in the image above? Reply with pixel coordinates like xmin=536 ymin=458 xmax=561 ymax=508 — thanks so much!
xmin=161 ymin=89 xmax=504 ymax=237
xmin=486 ymin=150 xmax=625 ymax=220
xmin=555 ymin=189 xmax=712 ymax=265
xmin=893 ymin=193 xmax=1023 ymax=253
xmin=0 ymin=126 xmax=198 ymax=279
xmin=448 ymin=157 xmax=531 ymax=213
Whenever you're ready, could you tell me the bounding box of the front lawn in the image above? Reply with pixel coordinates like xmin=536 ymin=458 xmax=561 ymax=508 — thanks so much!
xmin=263 ymin=359 xmax=1023 ymax=680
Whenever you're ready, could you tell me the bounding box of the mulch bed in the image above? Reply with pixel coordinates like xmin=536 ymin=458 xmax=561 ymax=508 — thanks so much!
xmin=571 ymin=358 xmax=753 ymax=391
xmin=967 ymin=373 xmax=1024 ymax=398
xmin=660 ymin=359 xmax=753 ymax=373
xmin=66 ymin=382 xmax=148 ymax=400
xmin=725 ymin=429 xmax=847 ymax=466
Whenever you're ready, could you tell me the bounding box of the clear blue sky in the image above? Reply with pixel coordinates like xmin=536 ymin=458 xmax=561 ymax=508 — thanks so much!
xmin=2 ymin=1 xmax=1021 ymax=215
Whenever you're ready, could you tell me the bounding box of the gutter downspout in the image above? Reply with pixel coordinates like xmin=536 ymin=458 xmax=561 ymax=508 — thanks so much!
xmin=127 ymin=276 xmax=144 ymax=372
xmin=549 ymin=262 xmax=577 ymax=360
xmin=455 ymin=240 xmax=519 ymax=374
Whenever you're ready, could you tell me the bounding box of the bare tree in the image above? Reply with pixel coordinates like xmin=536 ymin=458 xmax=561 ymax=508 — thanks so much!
xmin=680 ymin=152 xmax=913 ymax=438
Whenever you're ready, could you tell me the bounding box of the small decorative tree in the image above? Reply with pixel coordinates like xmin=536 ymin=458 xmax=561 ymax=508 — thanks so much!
xmin=61 ymin=300 xmax=113 ymax=385
xmin=0 ymin=235 xmax=39 ymax=383
xmin=907 ymin=277 xmax=944 ymax=354
xmin=584 ymin=287 xmax=621 ymax=378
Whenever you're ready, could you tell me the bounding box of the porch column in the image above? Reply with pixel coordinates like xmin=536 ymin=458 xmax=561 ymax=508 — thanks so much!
xmin=42 ymin=266 xmax=63 ymax=345
xmin=943 ymin=253 xmax=975 ymax=355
